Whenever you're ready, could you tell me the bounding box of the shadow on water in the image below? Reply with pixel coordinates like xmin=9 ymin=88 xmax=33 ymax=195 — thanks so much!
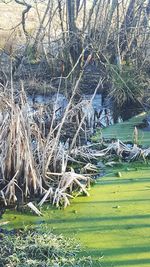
xmin=98 ymin=177 xmax=150 ymax=186
xmin=45 ymin=213 xmax=150 ymax=225
xmin=74 ymin=198 xmax=150 ymax=205
xmin=90 ymin=245 xmax=150 ymax=257
xmin=83 ymin=247 xmax=150 ymax=267
xmin=48 ymin=223 xmax=150 ymax=234
xmin=103 ymin=258 xmax=150 ymax=267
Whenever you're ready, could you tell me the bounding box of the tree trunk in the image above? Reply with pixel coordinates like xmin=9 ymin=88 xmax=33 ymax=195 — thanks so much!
xmin=67 ymin=0 xmax=76 ymax=33
xmin=120 ymin=0 xmax=136 ymax=53
xmin=67 ymin=0 xmax=82 ymax=66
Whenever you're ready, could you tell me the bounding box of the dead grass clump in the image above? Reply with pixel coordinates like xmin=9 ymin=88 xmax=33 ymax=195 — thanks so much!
xmin=0 ymin=85 xmax=92 ymax=208
xmin=1 ymin=83 xmax=147 ymax=209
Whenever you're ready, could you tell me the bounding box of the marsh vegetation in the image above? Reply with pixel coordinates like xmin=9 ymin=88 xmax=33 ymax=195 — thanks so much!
xmin=0 ymin=0 xmax=150 ymax=266
xmin=0 ymin=0 xmax=150 ymax=207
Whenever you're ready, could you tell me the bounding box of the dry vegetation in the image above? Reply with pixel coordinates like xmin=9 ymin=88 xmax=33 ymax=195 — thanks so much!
xmin=0 ymin=80 xmax=96 ymax=207
xmin=0 ymin=82 xmax=150 ymax=208
xmin=0 ymin=0 xmax=150 ymax=207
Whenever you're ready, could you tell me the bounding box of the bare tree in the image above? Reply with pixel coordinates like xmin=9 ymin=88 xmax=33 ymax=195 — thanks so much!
xmin=14 ymin=0 xmax=32 ymax=40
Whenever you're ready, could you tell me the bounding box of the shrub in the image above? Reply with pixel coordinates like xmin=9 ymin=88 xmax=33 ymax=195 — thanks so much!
xmin=0 ymin=227 xmax=92 ymax=267
xmin=108 ymin=64 xmax=148 ymax=121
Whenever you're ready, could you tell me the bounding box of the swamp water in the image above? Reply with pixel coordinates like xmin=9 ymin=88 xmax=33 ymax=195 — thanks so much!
xmin=28 ymin=92 xmax=113 ymax=129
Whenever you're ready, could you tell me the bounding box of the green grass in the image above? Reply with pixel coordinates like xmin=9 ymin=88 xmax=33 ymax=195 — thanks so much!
xmin=0 ymin=227 xmax=92 ymax=267
xmin=92 ymin=112 xmax=150 ymax=147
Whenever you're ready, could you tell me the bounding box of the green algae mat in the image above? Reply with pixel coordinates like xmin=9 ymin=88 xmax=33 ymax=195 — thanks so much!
xmin=2 ymin=164 xmax=150 ymax=267
xmin=1 ymin=113 xmax=150 ymax=267
xmin=93 ymin=112 xmax=150 ymax=147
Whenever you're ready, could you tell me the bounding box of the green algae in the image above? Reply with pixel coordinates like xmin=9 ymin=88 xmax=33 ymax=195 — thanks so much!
xmin=92 ymin=112 xmax=150 ymax=146
xmin=1 ymin=163 xmax=150 ymax=267
xmin=1 ymin=113 xmax=150 ymax=267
